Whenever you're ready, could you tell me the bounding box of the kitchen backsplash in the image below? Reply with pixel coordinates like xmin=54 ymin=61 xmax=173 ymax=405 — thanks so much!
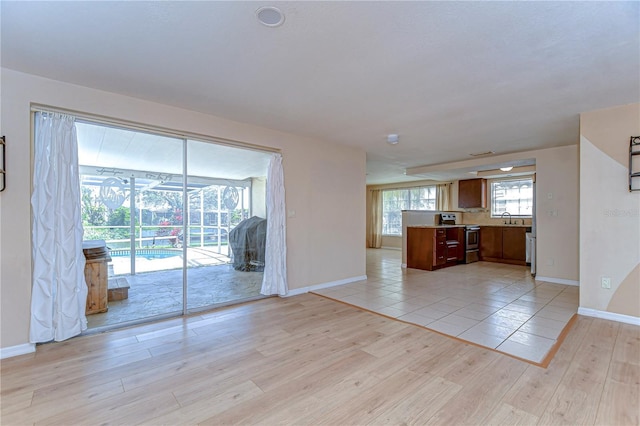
xmin=461 ymin=210 xmax=532 ymax=226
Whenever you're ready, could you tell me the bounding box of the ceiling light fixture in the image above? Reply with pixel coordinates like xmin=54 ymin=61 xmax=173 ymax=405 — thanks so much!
xmin=256 ymin=6 xmax=285 ymax=27
xmin=387 ymin=134 xmax=399 ymax=145
xmin=500 ymin=166 xmax=514 ymax=172
xmin=477 ymin=165 xmax=536 ymax=178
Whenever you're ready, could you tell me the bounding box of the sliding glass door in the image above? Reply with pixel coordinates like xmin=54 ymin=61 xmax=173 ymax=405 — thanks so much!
xmin=74 ymin=120 xmax=271 ymax=330
xmin=185 ymin=139 xmax=269 ymax=311
xmin=77 ymin=122 xmax=186 ymax=328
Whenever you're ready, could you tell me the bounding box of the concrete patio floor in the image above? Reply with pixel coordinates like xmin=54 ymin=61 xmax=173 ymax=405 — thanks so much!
xmin=87 ymin=250 xmax=265 ymax=329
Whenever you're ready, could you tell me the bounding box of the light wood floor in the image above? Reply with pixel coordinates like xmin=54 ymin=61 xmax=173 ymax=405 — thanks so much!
xmin=1 ymin=293 xmax=638 ymax=425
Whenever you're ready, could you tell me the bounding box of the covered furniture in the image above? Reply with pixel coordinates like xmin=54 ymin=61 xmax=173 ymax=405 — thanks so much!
xmin=229 ymin=216 xmax=266 ymax=271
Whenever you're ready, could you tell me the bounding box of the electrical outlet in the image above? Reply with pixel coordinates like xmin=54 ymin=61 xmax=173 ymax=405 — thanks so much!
xmin=601 ymin=277 xmax=611 ymax=289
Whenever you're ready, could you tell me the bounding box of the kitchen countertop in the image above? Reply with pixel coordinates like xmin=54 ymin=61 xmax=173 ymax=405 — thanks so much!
xmin=407 ymin=225 xmax=466 ymax=229
xmin=407 ymin=224 xmax=532 ymax=229
xmin=477 ymin=224 xmax=531 ymax=228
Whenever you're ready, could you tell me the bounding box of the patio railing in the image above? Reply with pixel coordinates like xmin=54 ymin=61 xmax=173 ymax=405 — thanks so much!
xmin=83 ymin=225 xmax=230 ymax=250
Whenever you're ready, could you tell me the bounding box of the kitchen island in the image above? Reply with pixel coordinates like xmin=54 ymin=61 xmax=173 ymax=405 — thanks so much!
xmin=406 ymin=225 xmax=465 ymax=271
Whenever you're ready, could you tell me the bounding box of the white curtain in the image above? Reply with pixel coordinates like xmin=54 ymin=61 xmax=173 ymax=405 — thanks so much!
xmin=260 ymin=153 xmax=288 ymax=296
xmin=368 ymin=189 xmax=383 ymax=248
xmin=30 ymin=112 xmax=88 ymax=343
xmin=436 ymin=183 xmax=451 ymax=211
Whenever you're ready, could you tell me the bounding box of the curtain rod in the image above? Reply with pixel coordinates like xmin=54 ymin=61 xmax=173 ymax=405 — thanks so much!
xmin=30 ymin=103 xmax=281 ymax=155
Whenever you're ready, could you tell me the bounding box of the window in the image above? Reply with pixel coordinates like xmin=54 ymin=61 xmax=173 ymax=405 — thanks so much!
xmin=491 ymin=178 xmax=533 ymax=217
xmin=382 ymin=186 xmax=436 ymax=235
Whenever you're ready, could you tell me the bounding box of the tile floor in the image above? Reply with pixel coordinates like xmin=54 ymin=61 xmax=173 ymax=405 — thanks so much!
xmin=313 ymin=248 xmax=579 ymax=364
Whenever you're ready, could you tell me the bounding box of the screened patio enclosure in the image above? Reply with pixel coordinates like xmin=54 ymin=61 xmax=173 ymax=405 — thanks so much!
xmin=76 ymin=120 xmax=272 ymax=329
xmin=81 ymin=171 xmax=253 ymax=275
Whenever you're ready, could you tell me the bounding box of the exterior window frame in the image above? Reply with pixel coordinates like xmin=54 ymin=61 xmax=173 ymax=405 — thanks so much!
xmin=381 ymin=186 xmax=437 ymax=236
xmin=490 ymin=177 xmax=534 ymax=218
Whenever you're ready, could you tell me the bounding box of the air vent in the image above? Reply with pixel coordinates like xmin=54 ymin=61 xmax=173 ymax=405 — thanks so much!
xmin=469 ymin=151 xmax=495 ymax=157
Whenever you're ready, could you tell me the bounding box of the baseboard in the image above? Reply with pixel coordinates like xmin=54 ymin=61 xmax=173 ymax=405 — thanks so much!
xmin=285 ymin=275 xmax=368 ymax=297
xmin=0 ymin=343 xmax=36 ymax=359
xmin=380 ymin=246 xmax=402 ymax=251
xmin=535 ymin=276 xmax=580 ymax=286
xmin=578 ymin=307 xmax=640 ymax=326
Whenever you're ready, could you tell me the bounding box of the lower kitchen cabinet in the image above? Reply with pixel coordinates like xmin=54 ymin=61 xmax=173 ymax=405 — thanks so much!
xmin=479 ymin=227 xmax=502 ymax=259
xmin=480 ymin=226 xmax=527 ymax=265
xmin=502 ymin=227 xmax=527 ymax=262
xmin=407 ymin=227 xmax=463 ymax=271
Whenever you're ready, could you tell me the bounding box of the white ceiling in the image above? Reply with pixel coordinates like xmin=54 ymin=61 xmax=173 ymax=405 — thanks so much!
xmin=75 ymin=121 xmax=271 ymax=181
xmin=2 ymin=1 xmax=639 ymax=184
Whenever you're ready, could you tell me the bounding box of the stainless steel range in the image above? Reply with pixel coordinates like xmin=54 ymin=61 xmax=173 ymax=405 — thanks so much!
xmin=464 ymin=225 xmax=480 ymax=263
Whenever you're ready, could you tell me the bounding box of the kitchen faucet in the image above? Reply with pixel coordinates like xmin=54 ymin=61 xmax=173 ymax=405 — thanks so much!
xmin=501 ymin=212 xmax=512 ymax=225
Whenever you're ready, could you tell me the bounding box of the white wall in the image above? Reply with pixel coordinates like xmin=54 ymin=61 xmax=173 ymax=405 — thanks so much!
xmin=0 ymin=69 xmax=366 ymax=351
xmin=579 ymin=103 xmax=640 ymax=318
xmin=534 ymin=146 xmax=579 ymax=283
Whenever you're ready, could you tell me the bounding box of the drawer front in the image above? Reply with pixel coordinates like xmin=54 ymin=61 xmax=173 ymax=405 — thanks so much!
xmin=435 ymin=238 xmax=446 ymax=265
xmin=446 ymin=241 xmax=460 ymax=261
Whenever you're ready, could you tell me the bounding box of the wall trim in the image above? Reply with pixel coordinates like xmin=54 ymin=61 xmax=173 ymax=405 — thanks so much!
xmin=0 ymin=343 xmax=36 ymax=359
xmin=578 ymin=307 xmax=640 ymax=326
xmin=381 ymin=246 xmax=402 ymax=251
xmin=284 ymin=275 xmax=368 ymax=297
xmin=535 ymin=276 xmax=580 ymax=286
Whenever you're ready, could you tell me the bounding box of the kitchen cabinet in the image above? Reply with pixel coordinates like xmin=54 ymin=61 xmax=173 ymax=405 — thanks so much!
xmin=502 ymin=227 xmax=527 ymax=262
xmin=479 ymin=227 xmax=502 ymax=259
xmin=458 ymin=178 xmax=487 ymax=208
xmin=480 ymin=226 xmax=527 ymax=265
xmin=407 ymin=227 xmax=464 ymax=271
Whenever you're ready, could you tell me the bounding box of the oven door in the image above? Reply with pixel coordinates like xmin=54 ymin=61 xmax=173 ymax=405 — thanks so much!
xmin=466 ymin=228 xmax=480 ymax=250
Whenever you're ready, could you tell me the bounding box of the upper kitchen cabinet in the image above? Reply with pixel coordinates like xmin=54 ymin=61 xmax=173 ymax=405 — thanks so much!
xmin=458 ymin=178 xmax=487 ymax=208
